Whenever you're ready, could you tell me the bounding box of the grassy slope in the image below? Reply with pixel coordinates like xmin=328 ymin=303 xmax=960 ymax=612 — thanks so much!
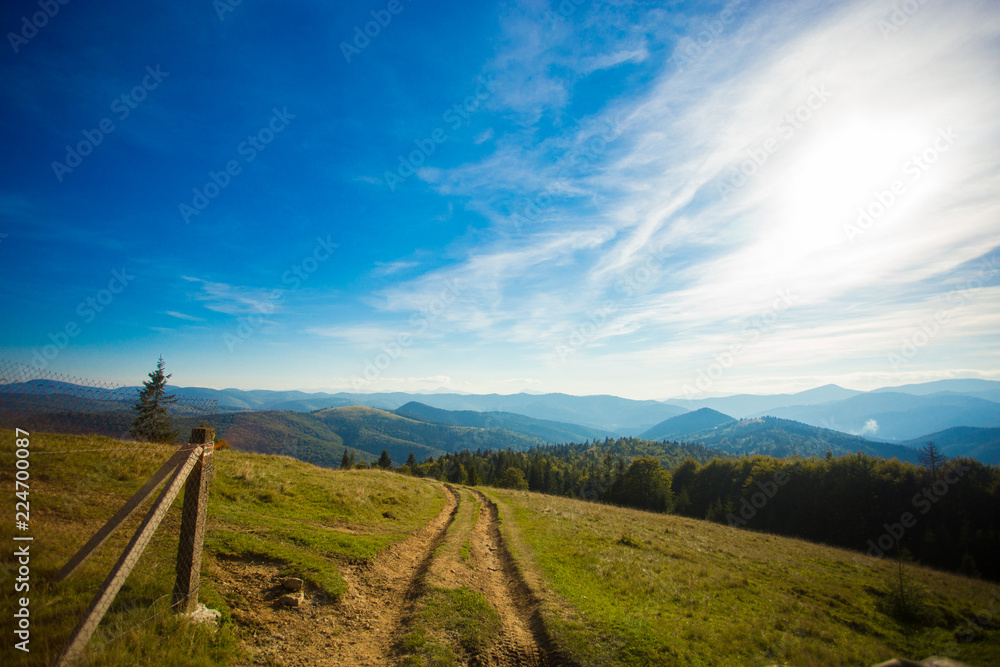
xmin=485 ymin=488 xmax=999 ymax=667
xmin=0 ymin=432 xmax=444 ymax=667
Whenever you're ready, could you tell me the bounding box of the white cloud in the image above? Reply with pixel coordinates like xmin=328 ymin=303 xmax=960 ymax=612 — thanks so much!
xmin=390 ymin=0 xmax=999 ymax=374
xmin=859 ymin=419 xmax=879 ymax=436
xmin=371 ymin=260 xmax=420 ymax=278
xmin=473 ymin=128 xmax=494 ymax=144
xmin=165 ymin=310 xmax=202 ymax=322
xmin=182 ymin=276 xmax=283 ymax=316
xmin=300 ymin=0 xmax=1000 ymax=396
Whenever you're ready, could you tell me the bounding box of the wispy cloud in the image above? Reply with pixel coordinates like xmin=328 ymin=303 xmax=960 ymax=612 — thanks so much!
xmin=165 ymin=310 xmax=203 ymax=322
xmin=361 ymin=0 xmax=1000 ymax=395
xmin=181 ymin=276 xmax=282 ymax=316
xmin=371 ymin=260 xmax=420 ymax=278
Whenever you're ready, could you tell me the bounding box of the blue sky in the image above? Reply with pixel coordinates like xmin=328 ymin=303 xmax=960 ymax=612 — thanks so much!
xmin=1 ymin=0 xmax=998 ymax=399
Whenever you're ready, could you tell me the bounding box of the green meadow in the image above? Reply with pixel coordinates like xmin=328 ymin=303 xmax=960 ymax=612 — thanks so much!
xmin=485 ymin=488 xmax=999 ymax=667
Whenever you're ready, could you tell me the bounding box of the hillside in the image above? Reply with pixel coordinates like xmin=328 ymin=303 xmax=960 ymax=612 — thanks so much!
xmin=373 ymin=392 xmax=687 ymax=433
xmin=211 ymin=410 xmax=372 ymax=467
xmin=901 ymin=426 xmax=1000 ymax=464
xmin=165 ymin=388 xmax=688 ymax=433
xmin=640 ymin=407 xmax=736 ymax=440
xmin=3 ymin=432 xmax=994 ymax=667
xmin=394 ymin=401 xmax=616 ymax=443
xmin=678 ymin=416 xmax=922 ymax=462
xmin=488 ymin=487 xmax=997 ymax=666
xmin=0 ymin=431 xmax=448 ymax=667
xmin=310 ymin=405 xmax=545 ymax=464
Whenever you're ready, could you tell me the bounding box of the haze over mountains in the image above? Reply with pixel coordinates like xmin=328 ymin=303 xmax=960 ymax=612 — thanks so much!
xmin=165 ymin=379 xmax=1000 ymax=464
xmin=6 ymin=378 xmax=999 ymax=464
xmin=163 ymin=379 xmax=1000 ymax=438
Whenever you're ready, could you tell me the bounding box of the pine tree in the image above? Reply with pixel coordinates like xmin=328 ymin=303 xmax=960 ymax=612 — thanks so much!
xmin=340 ymin=448 xmax=351 ymax=470
xmin=405 ymin=451 xmax=418 ymax=469
xmin=378 ymin=449 xmax=393 ymax=469
xmin=919 ymin=441 xmax=946 ymax=482
xmin=130 ymin=355 xmax=179 ymax=443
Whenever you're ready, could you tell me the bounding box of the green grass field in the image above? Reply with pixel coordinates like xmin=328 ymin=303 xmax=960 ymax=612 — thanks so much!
xmin=0 ymin=432 xmax=445 ymax=666
xmin=3 ymin=430 xmax=997 ymax=666
xmin=484 ymin=488 xmax=1000 ymax=667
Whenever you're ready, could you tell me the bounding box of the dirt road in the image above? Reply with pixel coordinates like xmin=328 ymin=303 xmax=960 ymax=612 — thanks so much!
xmin=217 ymin=482 xmax=561 ymax=666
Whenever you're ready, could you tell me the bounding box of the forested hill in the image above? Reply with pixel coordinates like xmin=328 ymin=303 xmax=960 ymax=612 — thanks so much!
xmin=640 ymin=407 xmax=736 ymax=440
xmin=310 ymin=405 xmax=545 ymax=459
xmin=394 ymin=401 xmax=617 ymax=443
xmin=209 ymin=406 xmax=546 ymax=468
xmin=675 ymin=416 xmax=923 ymax=463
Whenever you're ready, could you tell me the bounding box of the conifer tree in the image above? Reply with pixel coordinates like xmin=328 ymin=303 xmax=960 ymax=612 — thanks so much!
xmin=130 ymin=355 xmax=179 ymax=443
xmin=340 ymin=448 xmax=351 ymax=470
xmin=919 ymin=441 xmax=946 ymax=482
xmin=405 ymin=451 xmax=418 ymax=469
xmin=378 ymin=449 xmax=393 ymax=469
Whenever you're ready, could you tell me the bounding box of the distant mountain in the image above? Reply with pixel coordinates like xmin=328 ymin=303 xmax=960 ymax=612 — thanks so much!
xmin=870 ymin=378 xmax=1000 ymax=396
xmin=10 ymin=377 xmax=1000 ymax=464
xmin=169 ymin=387 xmax=352 ymax=412
xmin=900 ymin=426 xmax=1000 ymax=464
xmin=310 ymin=406 xmax=544 ymax=460
xmin=758 ymin=392 xmax=1000 ymax=441
xmin=333 ymin=392 xmax=687 ymax=434
xmin=264 ymin=397 xmax=355 ymax=412
xmin=394 ymin=402 xmax=616 ymax=444
xmin=212 ymin=410 xmax=370 ymax=467
xmin=217 ymin=406 xmax=547 ymax=469
xmin=950 ymin=389 xmax=1000 ymax=403
xmin=640 ymin=408 xmax=736 ymax=441
xmin=675 ymin=416 xmax=921 ymax=462
xmin=663 ymin=384 xmax=863 ymax=418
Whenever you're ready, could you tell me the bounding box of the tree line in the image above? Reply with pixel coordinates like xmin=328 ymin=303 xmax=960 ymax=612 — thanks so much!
xmin=358 ymin=439 xmax=999 ymax=581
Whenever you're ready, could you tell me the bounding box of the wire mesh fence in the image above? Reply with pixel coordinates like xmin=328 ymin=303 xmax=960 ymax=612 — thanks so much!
xmin=0 ymin=359 xmax=220 ymax=664
xmin=0 ymin=358 xmax=217 ymax=442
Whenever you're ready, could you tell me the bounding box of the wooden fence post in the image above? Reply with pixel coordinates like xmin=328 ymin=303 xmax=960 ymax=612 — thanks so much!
xmin=172 ymin=427 xmax=215 ymax=613
xmin=55 ymin=444 xmax=201 ymax=666
xmin=56 ymin=428 xmax=217 ymax=665
xmin=55 ymin=446 xmax=193 ymax=582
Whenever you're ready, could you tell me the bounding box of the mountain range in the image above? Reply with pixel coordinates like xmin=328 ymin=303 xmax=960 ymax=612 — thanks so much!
xmin=161 ymin=379 xmax=1000 ymax=441
xmin=4 ymin=378 xmax=999 ymax=464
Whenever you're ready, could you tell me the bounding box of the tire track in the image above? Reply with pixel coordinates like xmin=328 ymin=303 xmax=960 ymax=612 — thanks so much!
xmin=468 ymin=488 xmax=556 ymax=667
xmin=329 ymin=483 xmax=460 ymax=667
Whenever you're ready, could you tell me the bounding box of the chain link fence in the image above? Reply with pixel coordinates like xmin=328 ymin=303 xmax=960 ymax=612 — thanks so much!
xmin=0 ymin=358 xmax=217 ymax=441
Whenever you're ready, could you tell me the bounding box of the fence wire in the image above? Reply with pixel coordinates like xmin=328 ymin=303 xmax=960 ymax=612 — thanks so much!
xmin=0 ymin=358 xmax=217 ymax=442
xmin=0 ymin=358 xmax=220 ymax=662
